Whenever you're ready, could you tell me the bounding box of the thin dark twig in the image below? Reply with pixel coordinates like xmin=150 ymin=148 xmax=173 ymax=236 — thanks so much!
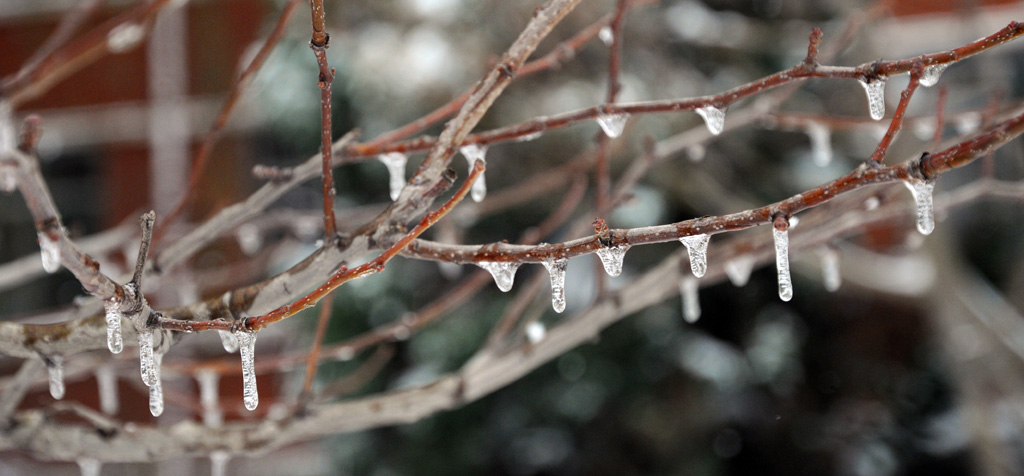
xmin=870 ymin=68 xmax=922 ymax=165
xmin=300 ymin=293 xmax=334 ymax=404
xmin=309 ymin=0 xmax=338 ymax=238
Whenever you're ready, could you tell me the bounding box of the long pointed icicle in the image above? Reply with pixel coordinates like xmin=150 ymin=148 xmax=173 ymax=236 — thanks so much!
xmin=378 ymin=152 xmax=408 ymax=201
xmin=149 ymin=352 xmax=164 ymax=417
xmin=541 ymin=258 xmax=569 ymax=313
xmin=460 ymin=144 xmax=488 ymax=202
xmin=821 ymin=247 xmax=841 ymax=292
xmin=197 ymin=368 xmax=223 ymax=427
xmin=596 ymin=244 xmax=630 ymax=277
xmin=138 ymin=328 xmax=155 ymax=386
xmin=476 ymin=261 xmax=520 ymax=292
xmin=903 ymin=177 xmax=935 ymax=235
xmin=104 ymin=297 xmax=123 ymax=354
xmin=806 ymin=122 xmax=832 ymax=167
xmin=680 ymin=277 xmax=701 ymax=323
xmin=95 ymin=366 xmax=119 ymax=415
xmin=236 ymin=330 xmax=259 ymax=411
xmin=679 ymin=234 xmax=710 ymax=278
xmin=773 ymin=220 xmax=793 ymax=302
xmin=47 ymin=356 xmax=65 ymax=400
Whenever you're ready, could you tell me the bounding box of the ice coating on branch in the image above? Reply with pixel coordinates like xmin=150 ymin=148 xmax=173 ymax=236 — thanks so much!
xmin=104 ymin=298 xmax=123 ymax=354
xmin=903 ymin=177 xmax=935 ymax=235
xmin=920 ymin=64 xmax=948 ymax=87
xmin=724 ymin=255 xmax=755 ymax=287
xmin=599 ymin=26 xmax=614 ymax=46
xmin=378 ymin=152 xmax=408 ymax=201
xmin=596 ymin=113 xmax=628 ymax=138
xmin=680 ymin=277 xmax=700 ymax=323
xmin=679 ymin=234 xmax=710 ymax=278
xmin=460 ymin=144 xmax=488 ymax=202
xmin=821 ymin=247 xmax=841 ymax=292
xmin=235 ymin=223 xmax=262 ymax=256
xmin=149 ymin=353 xmax=163 ymax=417
xmin=47 ymin=356 xmax=64 ymax=400
xmin=516 ymin=131 xmax=543 ymax=142
xmin=107 ymin=23 xmax=145 ymax=53
xmin=858 ymin=78 xmax=886 ymax=120
xmin=197 ymin=368 xmax=223 ymax=427
xmin=236 ymin=330 xmax=259 ymax=411
xmin=476 ymin=261 xmax=520 ymax=292
xmin=211 ymin=451 xmax=230 ymax=476
xmin=219 ymin=330 xmax=239 ymax=353
xmin=38 ymin=232 xmax=60 ymax=273
xmin=526 ymin=322 xmax=546 ymax=344
xmin=596 ymin=243 xmax=630 ymax=277
xmin=773 ymin=226 xmax=793 ymax=302
xmin=806 ymin=122 xmax=832 ymax=167
xmin=77 ymin=458 xmax=101 ymax=476
xmin=96 ymin=365 xmax=119 ymax=415
xmin=695 ymin=105 xmax=726 ymax=135
xmin=138 ymin=328 xmax=155 ymax=386
xmin=541 ymin=258 xmax=569 ymax=313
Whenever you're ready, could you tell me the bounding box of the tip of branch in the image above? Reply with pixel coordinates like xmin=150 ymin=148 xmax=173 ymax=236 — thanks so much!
xmin=804 ymin=27 xmax=823 ymax=65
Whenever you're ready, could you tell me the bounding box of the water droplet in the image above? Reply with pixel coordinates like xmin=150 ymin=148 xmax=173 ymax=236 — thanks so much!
xmin=210 ymin=451 xmax=230 ymax=476
xmin=920 ymin=63 xmax=948 ymax=87
xmin=541 ymin=258 xmax=569 ymax=313
xmin=903 ymin=177 xmax=935 ymax=235
xmin=196 ymin=368 xmax=222 ymax=427
xmin=47 ymin=356 xmax=64 ymax=400
xmin=460 ymin=144 xmax=488 ymax=202
xmin=858 ymin=78 xmax=886 ymax=120
xmin=526 ymin=322 xmax=546 ymax=344
xmin=821 ymin=247 xmax=841 ymax=292
xmin=95 ymin=365 xmax=119 ymax=415
xmin=805 ymin=122 xmax=832 ymax=167
xmin=679 ymin=234 xmax=710 ymax=278
xmin=596 ymin=243 xmax=630 ymax=277
xmin=149 ymin=353 xmax=164 ymax=417
xmin=38 ymin=232 xmax=60 ymax=273
xmin=218 ymin=330 xmax=239 ymax=353
xmin=596 ymin=113 xmax=628 ymax=138
xmin=724 ymin=255 xmax=755 ymax=287
xmin=695 ymin=105 xmax=726 ymax=135
xmin=107 ymin=23 xmax=145 ymax=53
xmin=235 ymin=223 xmax=262 ymax=256
xmin=773 ymin=227 xmax=793 ymax=302
xmin=476 ymin=261 xmax=520 ymax=292
xmin=77 ymin=458 xmax=101 ymax=476
xmin=378 ymin=152 xmax=408 ymax=201
xmin=680 ymin=277 xmax=700 ymax=323
xmin=599 ymin=26 xmax=614 ymax=46
xmin=235 ymin=330 xmax=259 ymax=411
xmin=104 ymin=298 xmax=123 ymax=354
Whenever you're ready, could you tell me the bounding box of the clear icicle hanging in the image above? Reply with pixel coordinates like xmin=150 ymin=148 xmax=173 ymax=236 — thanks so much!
xmin=541 ymin=258 xmax=569 ymax=313
xmin=149 ymin=352 xmax=164 ymax=417
xmin=210 ymin=451 xmax=230 ymax=476
xmin=378 ymin=152 xmax=408 ymax=201
xmin=821 ymin=246 xmax=841 ymax=292
xmin=596 ymin=113 xmax=628 ymax=138
xmin=680 ymin=277 xmax=701 ymax=324
xmin=724 ymin=255 xmax=755 ymax=287
xmin=695 ymin=105 xmax=726 ymax=135
xmin=104 ymin=297 xmax=123 ymax=354
xmin=77 ymin=458 xmax=101 ymax=476
xmin=236 ymin=330 xmax=259 ymax=411
xmin=47 ymin=356 xmax=65 ymax=400
xmin=38 ymin=232 xmax=61 ymax=273
xmin=95 ymin=365 xmax=119 ymax=415
xmin=460 ymin=144 xmax=488 ymax=202
xmin=596 ymin=244 xmax=630 ymax=277
xmin=235 ymin=223 xmax=262 ymax=256
xmin=805 ymin=122 xmax=833 ymax=167
xmin=858 ymin=78 xmax=887 ymax=120
xmin=476 ymin=261 xmax=520 ymax=292
xmin=903 ymin=177 xmax=935 ymax=235
xmin=218 ymin=330 xmax=239 ymax=353
xmin=197 ymin=368 xmax=223 ymax=427
xmin=773 ymin=221 xmax=793 ymax=302
xmin=526 ymin=322 xmax=546 ymax=344
xmin=138 ymin=328 xmax=156 ymax=386
xmin=919 ymin=64 xmax=948 ymax=87
xmin=679 ymin=234 xmax=710 ymax=278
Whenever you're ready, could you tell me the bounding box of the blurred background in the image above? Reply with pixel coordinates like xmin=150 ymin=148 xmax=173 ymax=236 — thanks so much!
xmin=2 ymin=0 xmax=1024 ymax=474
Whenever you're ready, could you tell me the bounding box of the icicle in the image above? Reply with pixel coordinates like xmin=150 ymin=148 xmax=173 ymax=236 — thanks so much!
xmin=596 ymin=113 xmax=628 ymax=138
xmin=218 ymin=330 xmax=239 ymax=353
xmin=138 ymin=328 xmax=156 ymax=386
xmin=526 ymin=322 xmax=546 ymax=344
xmin=903 ymin=177 xmax=935 ymax=235
xmin=38 ymin=232 xmax=61 ymax=273
xmin=806 ymin=122 xmax=832 ymax=167
xmin=210 ymin=451 xmax=230 ymax=476
xmin=821 ymin=247 xmax=841 ymax=292
xmin=773 ymin=224 xmax=793 ymax=302
xmin=724 ymin=255 xmax=755 ymax=287
xmin=679 ymin=234 xmax=710 ymax=278
xmin=106 ymin=23 xmax=145 ymax=53
xmin=235 ymin=330 xmax=259 ymax=411
xmin=858 ymin=78 xmax=886 ymax=120
xmin=695 ymin=105 xmax=726 ymax=135
xmin=96 ymin=365 xmax=119 ymax=415
xmin=919 ymin=64 xmax=948 ymax=88
xmin=460 ymin=144 xmax=488 ymax=202
xmin=541 ymin=258 xmax=569 ymax=313
xmin=149 ymin=353 xmax=163 ymax=417
xmin=476 ymin=261 xmax=520 ymax=292
xmin=104 ymin=298 xmax=123 ymax=354
xmin=47 ymin=356 xmax=65 ymax=400
xmin=596 ymin=244 xmax=630 ymax=277
xmin=0 ymin=167 xmax=15 ymax=193
xmin=599 ymin=26 xmax=614 ymax=46
xmin=680 ymin=277 xmax=700 ymax=323
xmin=235 ymin=223 xmax=262 ymax=256
xmin=197 ymin=368 xmax=223 ymax=427
xmin=378 ymin=152 xmax=408 ymax=201
xmin=77 ymin=458 xmax=101 ymax=476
